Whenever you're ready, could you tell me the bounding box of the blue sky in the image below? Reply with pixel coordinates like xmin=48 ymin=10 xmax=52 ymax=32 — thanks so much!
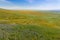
xmin=0 ymin=0 xmax=60 ymax=10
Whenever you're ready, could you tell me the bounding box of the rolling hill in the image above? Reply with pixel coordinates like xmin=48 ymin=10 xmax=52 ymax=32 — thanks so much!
xmin=0 ymin=9 xmax=60 ymax=40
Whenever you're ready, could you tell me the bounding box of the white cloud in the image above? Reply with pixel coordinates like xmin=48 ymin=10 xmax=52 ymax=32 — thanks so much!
xmin=37 ymin=0 xmax=60 ymax=10
xmin=0 ymin=0 xmax=21 ymax=10
xmin=0 ymin=6 xmax=21 ymax=10
xmin=0 ymin=0 xmax=16 ymax=6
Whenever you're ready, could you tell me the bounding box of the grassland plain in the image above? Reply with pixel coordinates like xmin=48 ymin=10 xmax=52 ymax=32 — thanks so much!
xmin=0 ymin=9 xmax=60 ymax=40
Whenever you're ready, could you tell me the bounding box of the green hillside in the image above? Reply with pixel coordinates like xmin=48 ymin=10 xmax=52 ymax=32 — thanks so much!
xmin=0 ymin=9 xmax=60 ymax=40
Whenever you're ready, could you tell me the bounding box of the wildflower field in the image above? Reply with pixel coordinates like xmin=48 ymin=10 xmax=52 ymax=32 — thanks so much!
xmin=0 ymin=9 xmax=60 ymax=40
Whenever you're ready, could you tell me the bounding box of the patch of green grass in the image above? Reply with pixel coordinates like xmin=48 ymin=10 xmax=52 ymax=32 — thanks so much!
xmin=0 ymin=24 xmax=60 ymax=40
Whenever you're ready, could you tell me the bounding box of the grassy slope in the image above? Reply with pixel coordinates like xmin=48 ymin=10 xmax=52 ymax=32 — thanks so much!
xmin=0 ymin=9 xmax=60 ymax=40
